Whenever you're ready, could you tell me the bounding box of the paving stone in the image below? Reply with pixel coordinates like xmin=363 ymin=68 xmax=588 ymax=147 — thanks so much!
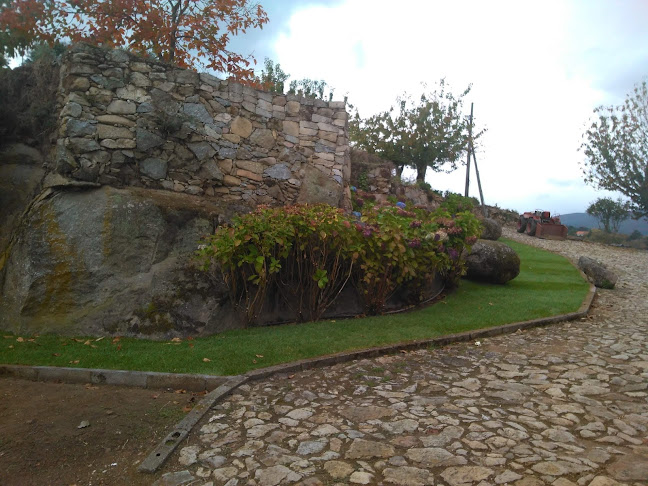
xmin=383 ymin=466 xmax=433 ymax=485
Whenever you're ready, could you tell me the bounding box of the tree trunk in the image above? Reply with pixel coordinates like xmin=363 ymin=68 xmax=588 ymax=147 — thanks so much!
xmin=395 ymin=165 xmax=404 ymax=180
xmin=416 ymin=165 xmax=427 ymax=183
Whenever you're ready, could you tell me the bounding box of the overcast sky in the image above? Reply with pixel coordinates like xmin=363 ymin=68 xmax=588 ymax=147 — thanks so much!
xmin=228 ymin=0 xmax=648 ymax=215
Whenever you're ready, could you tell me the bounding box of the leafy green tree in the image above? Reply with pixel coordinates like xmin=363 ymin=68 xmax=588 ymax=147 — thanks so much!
xmin=350 ymin=79 xmax=476 ymax=182
xmin=586 ymin=197 xmax=629 ymax=233
xmin=288 ymin=78 xmax=335 ymax=101
xmin=257 ymin=58 xmax=289 ymax=93
xmin=581 ymin=80 xmax=648 ymax=218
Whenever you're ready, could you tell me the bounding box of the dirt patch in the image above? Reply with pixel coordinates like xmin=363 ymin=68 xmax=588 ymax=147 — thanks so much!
xmin=0 ymin=377 xmax=201 ymax=486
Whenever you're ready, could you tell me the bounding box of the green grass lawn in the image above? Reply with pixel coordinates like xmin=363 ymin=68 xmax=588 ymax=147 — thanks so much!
xmin=0 ymin=239 xmax=590 ymax=375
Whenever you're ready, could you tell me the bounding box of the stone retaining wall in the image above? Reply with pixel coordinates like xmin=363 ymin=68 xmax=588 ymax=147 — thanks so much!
xmin=53 ymin=43 xmax=351 ymax=207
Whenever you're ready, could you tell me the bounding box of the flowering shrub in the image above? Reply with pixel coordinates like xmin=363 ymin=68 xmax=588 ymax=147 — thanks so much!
xmin=197 ymin=199 xmax=482 ymax=324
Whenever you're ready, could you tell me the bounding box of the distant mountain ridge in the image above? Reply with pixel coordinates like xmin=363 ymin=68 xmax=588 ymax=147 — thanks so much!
xmin=559 ymin=213 xmax=648 ymax=235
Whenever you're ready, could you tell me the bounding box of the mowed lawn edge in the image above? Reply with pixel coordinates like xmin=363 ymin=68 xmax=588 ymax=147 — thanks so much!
xmin=0 ymin=239 xmax=589 ymax=375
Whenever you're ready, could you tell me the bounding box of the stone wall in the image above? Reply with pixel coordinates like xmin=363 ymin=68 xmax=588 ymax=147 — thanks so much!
xmin=54 ymin=43 xmax=351 ymax=208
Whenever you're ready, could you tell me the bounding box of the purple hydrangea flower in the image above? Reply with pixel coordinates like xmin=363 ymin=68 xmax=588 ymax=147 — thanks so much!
xmin=352 ymin=211 xmax=362 ymax=218
xmin=396 ymin=201 xmax=406 ymax=209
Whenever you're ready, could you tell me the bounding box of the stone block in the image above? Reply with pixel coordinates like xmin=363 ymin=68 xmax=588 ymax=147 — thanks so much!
xmin=129 ymin=72 xmax=151 ymax=87
xmin=130 ymin=62 xmax=151 ymax=73
xmin=96 ymin=115 xmax=136 ymax=127
xmin=136 ymin=128 xmax=164 ymax=151
xmin=139 ymin=158 xmax=168 ymax=179
xmin=184 ymin=103 xmax=213 ymax=124
xmin=100 ymin=139 xmax=137 ymax=149
xmin=116 ymin=85 xmax=150 ymax=102
xmin=224 ymin=175 xmax=242 ymax=186
xmin=68 ymin=137 xmax=100 ymax=154
xmin=249 ymin=129 xmax=276 ymax=149
xmin=61 ymin=102 xmax=83 ymax=118
xmin=66 ymin=120 xmax=96 ymax=137
xmin=283 ymin=121 xmax=299 ymax=137
xmin=188 ymin=142 xmax=216 ymax=161
xmin=286 ymin=101 xmax=301 ymax=115
xmin=107 ymin=100 xmax=137 ymax=115
xmin=236 ymin=160 xmax=264 ymax=174
xmin=264 ymin=164 xmax=292 ymax=181
xmin=311 ymin=113 xmax=332 ymax=123
xmin=230 ymin=116 xmax=253 ymax=138
xmin=97 ymin=124 xmax=133 ymax=140
xmin=317 ymin=122 xmax=338 ymax=133
xmin=236 ymin=169 xmax=263 ymax=182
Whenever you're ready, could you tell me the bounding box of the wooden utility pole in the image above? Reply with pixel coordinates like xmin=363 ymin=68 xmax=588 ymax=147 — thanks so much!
xmin=464 ymin=103 xmax=487 ymax=217
xmin=464 ymin=103 xmax=473 ymax=198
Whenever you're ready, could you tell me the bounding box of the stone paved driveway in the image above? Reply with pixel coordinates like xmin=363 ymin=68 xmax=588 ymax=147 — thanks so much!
xmin=156 ymin=229 xmax=648 ymax=486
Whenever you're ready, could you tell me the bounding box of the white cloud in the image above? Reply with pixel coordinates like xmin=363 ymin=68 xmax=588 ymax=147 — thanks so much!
xmin=270 ymin=0 xmax=647 ymax=214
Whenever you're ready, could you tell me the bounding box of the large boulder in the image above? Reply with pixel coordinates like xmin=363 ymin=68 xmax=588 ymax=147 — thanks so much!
xmin=0 ymin=143 xmax=45 ymax=257
xmin=578 ymin=256 xmax=617 ymax=289
xmin=479 ymin=217 xmax=502 ymax=240
xmin=0 ymin=185 xmax=251 ymax=337
xmin=465 ymin=240 xmax=520 ymax=284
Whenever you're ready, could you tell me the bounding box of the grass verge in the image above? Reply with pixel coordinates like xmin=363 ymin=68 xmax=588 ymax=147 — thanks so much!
xmin=0 ymin=239 xmax=589 ymax=375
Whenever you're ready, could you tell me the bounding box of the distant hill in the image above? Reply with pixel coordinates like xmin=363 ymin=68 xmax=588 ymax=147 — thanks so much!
xmin=559 ymin=213 xmax=648 ymax=236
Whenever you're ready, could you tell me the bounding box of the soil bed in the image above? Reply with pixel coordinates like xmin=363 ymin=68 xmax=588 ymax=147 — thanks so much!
xmin=0 ymin=378 xmax=199 ymax=486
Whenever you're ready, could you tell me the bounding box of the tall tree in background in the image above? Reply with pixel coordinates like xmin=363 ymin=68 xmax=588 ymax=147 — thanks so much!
xmin=350 ymin=79 xmax=475 ymax=182
xmin=586 ymin=197 xmax=629 ymax=233
xmin=581 ymin=80 xmax=648 ymax=218
xmin=0 ymin=0 xmax=268 ymax=81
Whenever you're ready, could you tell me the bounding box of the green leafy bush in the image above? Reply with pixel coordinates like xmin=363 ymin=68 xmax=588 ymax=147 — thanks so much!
xmin=197 ymin=201 xmax=481 ymax=323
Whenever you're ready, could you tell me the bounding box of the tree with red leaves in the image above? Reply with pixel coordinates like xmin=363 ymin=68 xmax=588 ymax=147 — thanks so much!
xmin=0 ymin=0 xmax=268 ymax=81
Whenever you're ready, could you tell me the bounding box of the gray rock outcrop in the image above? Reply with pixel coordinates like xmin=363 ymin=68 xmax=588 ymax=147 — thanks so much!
xmin=464 ymin=240 xmax=520 ymax=284
xmin=0 ymin=185 xmax=248 ymax=337
xmin=578 ymin=256 xmax=617 ymax=289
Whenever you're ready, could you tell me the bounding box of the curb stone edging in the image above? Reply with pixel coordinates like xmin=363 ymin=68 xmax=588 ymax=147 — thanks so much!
xmin=0 ymin=366 xmax=229 ymax=392
xmin=137 ymin=282 xmax=595 ymax=474
xmin=138 ymin=375 xmax=247 ymax=474
xmin=0 ymin=283 xmax=595 ymax=474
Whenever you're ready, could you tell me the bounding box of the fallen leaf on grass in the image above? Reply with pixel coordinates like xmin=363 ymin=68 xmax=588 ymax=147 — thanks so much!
xmin=202 ymin=358 xmax=211 ymax=362
xmin=16 ymin=337 xmax=24 ymax=342
xmin=288 ymin=374 xmax=295 ymax=379
xmin=52 ymin=353 xmax=60 ymax=357
xmin=255 ymin=354 xmax=264 ymax=358
xmin=8 ymin=345 xmax=14 ymax=349
xmin=69 ymin=360 xmax=80 ymax=365
xmin=95 ymin=337 xmax=104 ymax=342
xmin=77 ymin=420 xmax=90 ymax=429
xmin=170 ymin=337 xmax=182 ymax=342
xmin=174 ymin=389 xmax=187 ymax=394
xmin=112 ymin=337 xmax=121 ymax=344
xmin=3 ymin=336 xmax=12 ymax=339
xmin=151 ymin=394 xmax=160 ymax=399
xmin=182 ymin=405 xmax=192 ymax=413
xmin=83 ymin=340 xmax=91 ymax=346
xmin=252 ymin=359 xmax=257 ymax=364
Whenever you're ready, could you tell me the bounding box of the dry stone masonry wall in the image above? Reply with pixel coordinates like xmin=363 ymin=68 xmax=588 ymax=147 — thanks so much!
xmin=54 ymin=43 xmax=351 ymax=208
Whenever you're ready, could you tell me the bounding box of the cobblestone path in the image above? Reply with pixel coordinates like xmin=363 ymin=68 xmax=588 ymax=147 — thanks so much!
xmin=155 ymin=229 xmax=648 ymax=486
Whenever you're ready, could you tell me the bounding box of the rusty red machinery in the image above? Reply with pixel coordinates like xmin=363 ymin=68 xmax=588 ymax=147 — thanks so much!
xmin=517 ymin=210 xmax=568 ymax=240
